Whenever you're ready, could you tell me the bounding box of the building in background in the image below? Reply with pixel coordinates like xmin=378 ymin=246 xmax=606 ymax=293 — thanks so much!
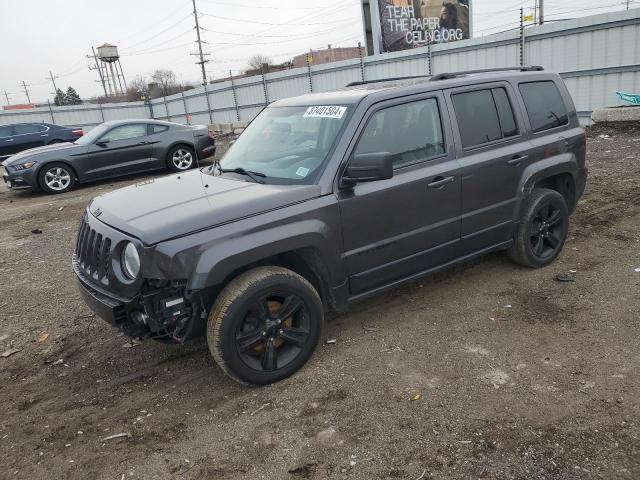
xmin=292 ymin=45 xmax=364 ymax=68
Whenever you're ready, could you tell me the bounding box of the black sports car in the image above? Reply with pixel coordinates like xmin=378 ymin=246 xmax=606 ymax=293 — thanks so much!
xmin=1 ymin=119 xmax=215 ymax=194
xmin=0 ymin=122 xmax=84 ymax=161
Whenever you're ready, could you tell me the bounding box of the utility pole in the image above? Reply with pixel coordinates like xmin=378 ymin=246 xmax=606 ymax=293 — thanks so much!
xmin=48 ymin=71 xmax=59 ymax=93
xmin=20 ymin=81 xmax=32 ymax=103
xmin=539 ymin=0 xmax=544 ymax=25
xmin=88 ymin=46 xmax=108 ymax=96
xmin=2 ymin=90 xmax=11 ymax=105
xmin=191 ymin=0 xmax=210 ymax=85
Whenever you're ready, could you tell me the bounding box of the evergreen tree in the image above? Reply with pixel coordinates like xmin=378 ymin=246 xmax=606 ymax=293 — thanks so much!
xmin=53 ymin=88 xmax=67 ymax=106
xmin=65 ymin=86 xmax=82 ymax=105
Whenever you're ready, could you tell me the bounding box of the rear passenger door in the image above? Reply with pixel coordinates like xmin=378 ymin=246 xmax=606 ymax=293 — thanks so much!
xmin=446 ymin=83 xmax=530 ymax=251
xmin=11 ymin=124 xmax=47 ymax=153
xmin=338 ymin=93 xmax=463 ymax=296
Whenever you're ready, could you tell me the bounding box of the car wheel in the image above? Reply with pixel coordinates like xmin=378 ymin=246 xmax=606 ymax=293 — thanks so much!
xmin=167 ymin=145 xmax=196 ymax=172
xmin=38 ymin=162 xmax=76 ymax=194
xmin=207 ymin=266 xmax=323 ymax=385
xmin=508 ymin=188 xmax=569 ymax=268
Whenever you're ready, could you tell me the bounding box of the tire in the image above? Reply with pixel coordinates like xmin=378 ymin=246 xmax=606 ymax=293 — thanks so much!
xmin=508 ymin=188 xmax=569 ymax=268
xmin=38 ymin=162 xmax=76 ymax=194
xmin=207 ymin=266 xmax=323 ymax=386
xmin=166 ymin=145 xmax=196 ymax=172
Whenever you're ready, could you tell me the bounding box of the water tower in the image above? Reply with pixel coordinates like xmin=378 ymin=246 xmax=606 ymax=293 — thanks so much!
xmin=97 ymin=44 xmax=127 ymax=96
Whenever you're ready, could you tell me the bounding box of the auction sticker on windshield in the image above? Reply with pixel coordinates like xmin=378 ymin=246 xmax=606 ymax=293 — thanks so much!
xmin=303 ymin=106 xmax=347 ymax=119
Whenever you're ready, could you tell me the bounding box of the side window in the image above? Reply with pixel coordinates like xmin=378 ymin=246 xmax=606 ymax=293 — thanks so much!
xmin=519 ymin=81 xmax=568 ymax=133
xmin=100 ymin=124 xmax=147 ymax=142
xmin=492 ymin=88 xmax=518 ymax=137
xmin=13 ymin=124 xmax=41 ymax=135
xmin=0 ymin=126 xmax=13 ymax=137
xmin=354 ymin=98 xmax=445 ymax=169
xmin=150 ymin=124 xmax=169 ymax=134
xmin=452 ymin=88 xmax=518 ymax=148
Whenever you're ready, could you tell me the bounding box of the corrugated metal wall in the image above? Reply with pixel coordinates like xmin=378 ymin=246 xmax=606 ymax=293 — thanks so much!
xmin=2 ymin=8 xmax=639 ymax=129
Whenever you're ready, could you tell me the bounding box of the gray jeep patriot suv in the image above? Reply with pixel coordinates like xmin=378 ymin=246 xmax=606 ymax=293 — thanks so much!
xmin=74 ymin=67 xmax=587 ymax=385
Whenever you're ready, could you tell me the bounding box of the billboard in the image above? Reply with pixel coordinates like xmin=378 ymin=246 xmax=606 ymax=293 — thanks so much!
xmin=367 ymin=0 xmax=472 ymax=54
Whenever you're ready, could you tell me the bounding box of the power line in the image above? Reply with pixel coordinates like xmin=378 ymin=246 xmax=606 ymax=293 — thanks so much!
xmin=120 ymin=13 xmax=193 ymax=51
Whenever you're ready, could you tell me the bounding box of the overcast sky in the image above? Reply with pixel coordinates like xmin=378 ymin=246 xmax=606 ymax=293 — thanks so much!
xmin=0 ymin=0 xmax=636 ymax=104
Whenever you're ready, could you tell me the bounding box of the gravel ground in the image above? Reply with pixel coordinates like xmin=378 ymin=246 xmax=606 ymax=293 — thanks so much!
xmin=0 ymin=127 xmax=639 ymax=480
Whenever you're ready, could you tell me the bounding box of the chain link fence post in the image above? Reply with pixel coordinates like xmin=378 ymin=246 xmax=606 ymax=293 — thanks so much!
xmin=229 ymin=70 xmax=240 ymax=122
xmin=306 ymin=50 xmax=314 ymax=93
xmin=203 ymin=83 xmax=213 ymax=124
xmin=358 ymin=42 xmax=365 ymax=82
xmin=261 ymin=65 xmax=269 ymax=106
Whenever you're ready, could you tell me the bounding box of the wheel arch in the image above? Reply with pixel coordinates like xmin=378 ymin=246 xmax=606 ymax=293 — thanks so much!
xmin=35 ymin=159 xmax=80 ymax=184
xmin=516 ymin=153 xmax=578 ymax=219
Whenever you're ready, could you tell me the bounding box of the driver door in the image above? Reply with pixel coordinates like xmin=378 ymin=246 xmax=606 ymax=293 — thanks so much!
xmin=337 ymin=93 xmax=463 ymax=296
xmin=78 ymin=123 xmax=154 ymax=180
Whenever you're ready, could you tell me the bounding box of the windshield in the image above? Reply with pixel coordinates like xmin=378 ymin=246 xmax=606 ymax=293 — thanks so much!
xmin=214 ymin=105 xmax=349 ymax=184
xmin=74 ymin=124 xmax=110 ymax=145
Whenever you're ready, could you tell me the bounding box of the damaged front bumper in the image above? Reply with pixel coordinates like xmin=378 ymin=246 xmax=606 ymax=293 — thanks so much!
xmin=73 ymin=256 xmax=204 ymax=341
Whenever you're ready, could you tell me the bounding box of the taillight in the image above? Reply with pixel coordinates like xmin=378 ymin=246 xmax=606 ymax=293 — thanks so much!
xmin=72 ymin=128 xmax=84 ymax=137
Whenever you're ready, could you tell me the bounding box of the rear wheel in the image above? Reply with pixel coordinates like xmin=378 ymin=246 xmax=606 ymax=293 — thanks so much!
xmin=508 ymin=188 xmax=569 ymax=268
xmin=207 ymin=266 xmax=323 ymax=385
xmin=167 ymin=145 xmax=195 ymax=172
xmin=38 ymin=162 xmax=76 ymax=194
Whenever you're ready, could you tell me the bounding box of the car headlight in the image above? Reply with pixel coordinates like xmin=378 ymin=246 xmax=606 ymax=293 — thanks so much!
xmin=13 ymin=162 xmax=36 ymax=170
xmin=121 ymin=242 xmax=140 ymax=279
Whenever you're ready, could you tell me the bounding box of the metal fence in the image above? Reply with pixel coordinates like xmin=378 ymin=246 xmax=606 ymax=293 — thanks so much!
xmin=2 ymin=8 xmax=639 ymax=129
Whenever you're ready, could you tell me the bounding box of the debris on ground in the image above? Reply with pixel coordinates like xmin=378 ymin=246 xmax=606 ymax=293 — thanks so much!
xmin=37 ymin=333 xmax=49 ymax=343
xmin=556 ymin=273 xmax=576 ymax=282
xmin=325 ymin=338 xmax=337 ymax=344
xmin=31 ymin=229 xmax=43 ymax=234
xmin=99 ymin=433 xmax=132 ymax=442
xmin=411 ymin=393 xmax=422 ymax=401
xmin=1 ymin=348 xmax=20 ymax=358
xmin=122 ymin=340 xmax=142 ymax=348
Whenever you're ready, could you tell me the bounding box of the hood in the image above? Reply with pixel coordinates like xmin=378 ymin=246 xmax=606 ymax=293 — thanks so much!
xmin=2 ymin=142 xmax=79 ymax=166
xmin=90 ymin=169 xmax=321 ymax=245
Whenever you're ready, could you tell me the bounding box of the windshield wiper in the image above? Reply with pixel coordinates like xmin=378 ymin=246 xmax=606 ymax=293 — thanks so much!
xmin=219 ymin=167 xmax=266 ymax=184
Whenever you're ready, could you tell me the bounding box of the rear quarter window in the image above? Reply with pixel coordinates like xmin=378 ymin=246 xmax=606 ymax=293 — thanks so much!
xmin=519 ymin=81 xmax=569 ymax=133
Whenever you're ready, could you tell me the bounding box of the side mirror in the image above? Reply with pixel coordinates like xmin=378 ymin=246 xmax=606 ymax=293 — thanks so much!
xmin=95 ymin=140 xmax=109 ymax=147
xmin=342 ymin=152 xmax=393 ymax=187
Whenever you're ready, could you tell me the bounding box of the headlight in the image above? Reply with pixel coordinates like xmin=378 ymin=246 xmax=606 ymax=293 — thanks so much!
xmin=13 ymin=162 xmax=36 ymax=170
xmin=121 ymin=242 xmax=140 ymax=279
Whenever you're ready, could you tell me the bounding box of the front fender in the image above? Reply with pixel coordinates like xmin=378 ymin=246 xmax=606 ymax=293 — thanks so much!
xmin=192 ymin=219 xmax=336 ymax=289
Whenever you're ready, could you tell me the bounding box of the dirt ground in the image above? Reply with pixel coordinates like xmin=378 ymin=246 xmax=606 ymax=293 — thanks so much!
xmin=0 ymin=127 xmax=639 ymax=480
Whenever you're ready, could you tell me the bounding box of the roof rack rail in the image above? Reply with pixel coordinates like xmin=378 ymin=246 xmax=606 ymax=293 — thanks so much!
xmin=345 ymin=66 xmax=544 ymax=87
xmin=346 ymin=74 xmax=429 ymax=87
xmin=429 ymin=66 xmax=544 ymax=81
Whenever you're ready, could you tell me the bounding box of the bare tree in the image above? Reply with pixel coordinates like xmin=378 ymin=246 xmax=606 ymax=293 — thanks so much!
xmin=127 ymin=75 xmax=149 ymax=101
xmin=151 ymin=69 xmax=177 ymax=96
xmin=247 ymin=54 xmax=272 ymax=72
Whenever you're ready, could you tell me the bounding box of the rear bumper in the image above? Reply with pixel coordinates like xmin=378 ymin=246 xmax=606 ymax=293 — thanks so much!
xmin=196 ymin=138 xmax=216 ymax=159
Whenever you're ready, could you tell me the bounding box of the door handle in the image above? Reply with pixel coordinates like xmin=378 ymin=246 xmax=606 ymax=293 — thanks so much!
xmin=5 ymin=138 xmax=14 ymax=142
xmin=507 ymin=154 xmax=528 ymax=165
xmin=427 ymin=176 xmax=454 ymax=188
xmin=137 ymin=141 xmax=149 ymax=145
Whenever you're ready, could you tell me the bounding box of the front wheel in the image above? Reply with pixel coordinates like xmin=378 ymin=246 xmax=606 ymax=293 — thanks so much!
xmin=38 ymin=162 xmax=76 ymax=194
xmin=166 ymin=145 xmax=196 ymax=172
xmin=508 ymin=188 xmax=569 ymax=268
xmin=207 ymin=266 xmax=323 ymax=385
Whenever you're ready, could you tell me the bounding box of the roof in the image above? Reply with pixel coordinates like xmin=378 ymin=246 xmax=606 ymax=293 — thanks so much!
xmin=271 ymin=67 xmax=552 ymax=107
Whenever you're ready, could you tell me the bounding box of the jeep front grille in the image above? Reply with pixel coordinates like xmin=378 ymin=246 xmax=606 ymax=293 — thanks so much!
xmin=75 ymin=217 xmax=112 ymax=286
